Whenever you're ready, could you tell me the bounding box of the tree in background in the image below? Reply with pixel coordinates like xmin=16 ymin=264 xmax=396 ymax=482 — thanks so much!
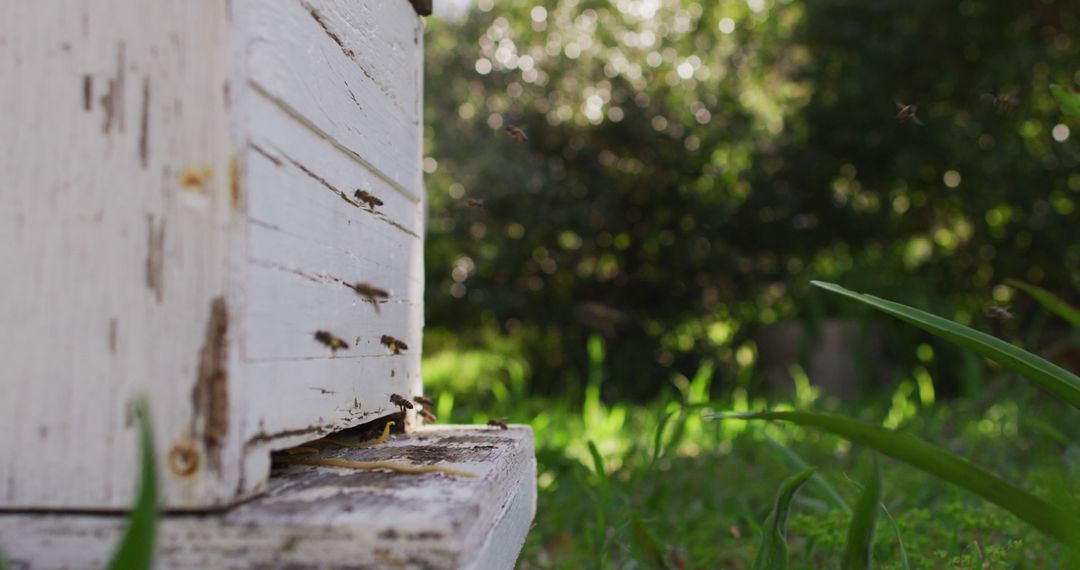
xmin=423 ymin=0 xmax=1080 ymax=399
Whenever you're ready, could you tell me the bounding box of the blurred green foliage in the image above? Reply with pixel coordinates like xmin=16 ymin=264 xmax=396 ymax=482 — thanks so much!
xmin=424 ymin=337 xmax=1078 ymax=568
xmin=423 ymin=0 xmax=1080 ymax=398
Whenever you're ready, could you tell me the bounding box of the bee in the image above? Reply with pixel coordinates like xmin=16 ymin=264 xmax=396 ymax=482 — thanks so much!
xmin=983 ymin=92 xmax=1020 ymax=114
xmin=314 ymin=330 xmax=349 ymax=352
xmin=380 ymin=334 xmax=408 ymax=355
xmin=389 ymin=393 xmax=414 ymax=413
xmin=350 ymin=281 xmax=389 ymax=314
xmin=894 ymin=99 xmax=924 ymax=126
xmin=465 ymin=197 xmax=484 ymax=208
xmin=487 ymin=417 xmax=508 ymax=430
xmin=419 ymin=409 xmax=437 ymax=423
xmin=413 ymin=395 xmax=436 ymax=409
xmin=504 ymin=125 xmax=528 ymax=142
xmin=574 ymin=301 xmax=629 ymax=338
xmin=354 ymin=189 xmax=384 ymax=210
xmin=985 ymin=305 xmax=1014 ymax=321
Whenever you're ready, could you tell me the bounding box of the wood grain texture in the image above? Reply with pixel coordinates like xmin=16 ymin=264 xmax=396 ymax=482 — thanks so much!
xmin=0 ymin=0 xmax=240 ymax=510
xmin=1 ymin=0 xmax=426 ymax=509
xmin=0 ymin=426 xmax=537 ymax=570
xmin=240 ymin=0 xmax=424 ymax=197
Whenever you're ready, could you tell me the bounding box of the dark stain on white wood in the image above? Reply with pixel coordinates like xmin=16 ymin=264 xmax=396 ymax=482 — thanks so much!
xmin=193 ymin=297 xmax=229 ymax=474
xmin=144 ymin=214 xmax=166 ymax=303
xmin=100 ymin=42 xmax=126 ymax=134
xmin=301 ymin=2 xmax=354 ymax=59
xmin=138 ymin=76 xmax=150 ymax=168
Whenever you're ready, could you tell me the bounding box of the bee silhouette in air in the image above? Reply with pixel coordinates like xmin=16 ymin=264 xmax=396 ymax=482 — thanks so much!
xmin=895 ymin=99 xmax=924 ymax=126
xmin=413 ymin=395 xmax=436 ymax=409
xmin=314 ymin=330 xmax=349 ymax=352
xmin=983 ymin=92 xmax=1020 ymax=114
xmin=465 ymin=197 xmax=484 ymax=208
xmin=985 ymin=305 xmax=1014 ymax=321
xmin=504 ymin=125 xmax=528 ymax=142
xmin=381 ymin=334 xmax=408 ymax=355
xmin=350 ymin=282 xmax=389 ymax=314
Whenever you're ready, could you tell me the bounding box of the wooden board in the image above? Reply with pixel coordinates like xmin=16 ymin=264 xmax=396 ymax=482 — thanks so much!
xmin=0 ymin=0 xmax=426 ymax=510
xmin=0 ymin=426 xmax=536 ymax=570
xmin=0 ymin=0 xmax=239 ymax=510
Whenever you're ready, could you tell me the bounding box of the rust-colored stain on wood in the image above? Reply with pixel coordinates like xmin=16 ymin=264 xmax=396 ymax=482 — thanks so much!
xmin=167 ymin=441 xmax=201 ymax=478
xmin=193 ymin=297 xmax=229 ymax=474
xmin=229 ymin=155 xmax=242 ymax=211
xmin=179 ymin=165 xmax=213 ymax=190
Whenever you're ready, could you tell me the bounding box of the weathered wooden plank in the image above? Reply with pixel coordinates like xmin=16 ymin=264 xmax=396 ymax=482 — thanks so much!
xmin=0 ymin=0 xmax=426 ymax=511
xmin=0 ymin=426 xmax=536 ymax=570
xmin=0 ymin=0 xmax=240 ymax=509
xmin=240 ymin=0 xmax=423 ymax=197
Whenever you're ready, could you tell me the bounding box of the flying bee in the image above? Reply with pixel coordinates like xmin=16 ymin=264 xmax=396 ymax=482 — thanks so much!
xmin=314 ymin=330 xmax=349 ymax=352
xmin=413 ymin=395 xmax=436 ymax=409
xmin=465 ymin=197 xmax=484 ymax=208
xmin=574 ymin=301 xmax=629 ymax=338
xmin=350 ymin=281 xmax=389 ymax=314
xmin=894 ymin=99 xmax=924 ymax=126
xmin=985 ymin=305 xmax=1014 ymax=321
xmin=504 ymin=125 xmax=528 ymax=142
xmin=354 ymin=189 xmax=384 ymax=210
xmin=380 ymin=334 xmax=408 ymax=355
xmin=389 ymin=393 xmax=414 ymax=413
xmin=419 ymin=409 xmax=437 ymax=423
xmin=983 ymin=92 xmax=1020 ymax=114
xmin=487 ymin=417 xmax=508 ymax=430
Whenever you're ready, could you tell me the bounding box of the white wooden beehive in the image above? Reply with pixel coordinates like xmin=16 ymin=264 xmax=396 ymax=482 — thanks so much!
xmin=0 ymin=0 xmax=430 ymax=510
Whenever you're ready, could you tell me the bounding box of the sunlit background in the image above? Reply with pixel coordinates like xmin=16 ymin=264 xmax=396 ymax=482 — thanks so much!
xmin=418 ymin=1 xmax=1080 ymax=567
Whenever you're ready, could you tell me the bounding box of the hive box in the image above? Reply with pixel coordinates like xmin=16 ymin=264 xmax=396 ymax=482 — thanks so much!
xmin=0 ymin=0 xmax=427 ymax=510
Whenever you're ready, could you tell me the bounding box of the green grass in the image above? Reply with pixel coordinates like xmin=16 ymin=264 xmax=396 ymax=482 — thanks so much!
xmin=423 ymin=339 xmax=1079 ymax=569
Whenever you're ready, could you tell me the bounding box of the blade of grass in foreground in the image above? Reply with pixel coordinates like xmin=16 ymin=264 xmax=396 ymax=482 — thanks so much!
xmin=758 ymin=428 xmax=850 ymax=513
xmin=811 ymin=281 xmax=1080 ymax=410
xmin=841 ymin=454 xmax=881 ymax=570
xmin=1006 ymin=279 xmax=1080 ymax=329
xmin=108 ymin=398 xmax=158 ymax=570
xmin=709 ymin=410 xmax=1080 ymax=546
xmin=631 ymin=515 xmax=672 ymax=570
xmin=752 ymin=467 xmax=816 ymax=570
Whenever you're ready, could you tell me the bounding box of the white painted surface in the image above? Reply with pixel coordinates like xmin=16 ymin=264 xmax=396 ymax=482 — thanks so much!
xmin=0 ymin=426 xmax=537 ymax=570
xmin=0 ymin=0 xmax=426 ymax=510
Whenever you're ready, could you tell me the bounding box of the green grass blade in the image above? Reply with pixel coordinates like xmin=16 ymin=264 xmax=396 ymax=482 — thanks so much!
xmin=880 ymin=503 xmax=910 ymax=570
xmin=1006 ymin=279 xmax=1080 ymax=329
xmin=811 ymin=281 xmax=1080 ymax=410
xmin=712 ymin=410 xmax=1080 ymax=546
xmin=758 ymin=428 xmax=850 ymax=513
xmin=752 ymin=467 xmax=816 ymax=570
xmin=631 ymin=515 xmax=671 ymax=569
xmin=841 ymin=454 xmax=881 ymax=570
xmin=1051 ymin=84 xmax=1080 ymax=119
xmin=108 ymin=398 xmax=158 ymax=570
xmin=587 ymin=440 xmax=608 ymax=486
xmin=651 ymin=410 xmax=677 ymax=466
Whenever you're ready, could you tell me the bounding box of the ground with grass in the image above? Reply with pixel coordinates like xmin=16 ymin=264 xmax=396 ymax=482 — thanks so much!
xmin=424 ymin=340 xmax=1079 ymax=569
